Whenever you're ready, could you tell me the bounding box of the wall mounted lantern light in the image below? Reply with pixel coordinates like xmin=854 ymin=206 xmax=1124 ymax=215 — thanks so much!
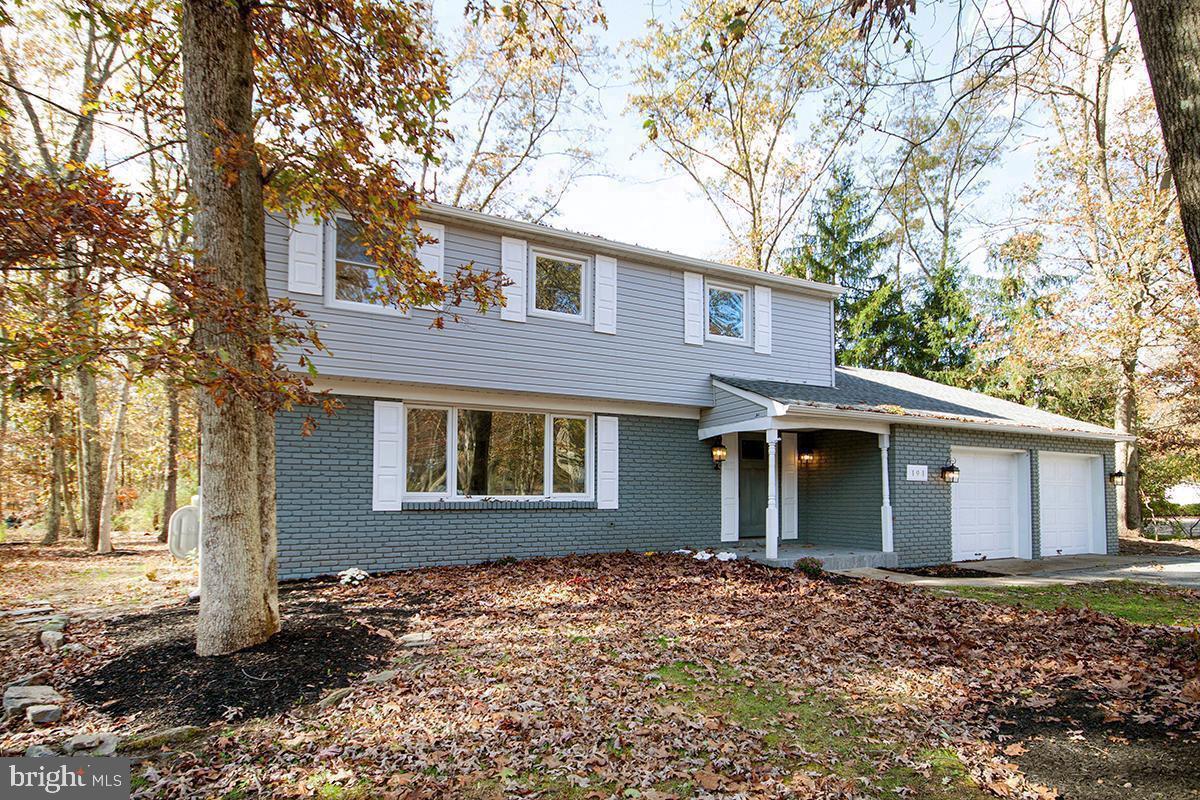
xmin=1109 ymin=470 xmax=1125 ymax=486
xmin=711 ymin=443 xmax=728 ymax=470
xmin=941 ymin=462 xmax=961 ymax=483
xmin=797 ymin=433 xmax=816 ymax=466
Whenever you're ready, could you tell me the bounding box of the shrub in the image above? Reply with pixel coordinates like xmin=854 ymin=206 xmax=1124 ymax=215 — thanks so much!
xmin=793 ymin=557 xmax=825 ymax=579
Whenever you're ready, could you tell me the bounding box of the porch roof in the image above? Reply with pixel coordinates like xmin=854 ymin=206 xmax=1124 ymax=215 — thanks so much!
xmin=713 ymin=368 xmax=1132 ymax=442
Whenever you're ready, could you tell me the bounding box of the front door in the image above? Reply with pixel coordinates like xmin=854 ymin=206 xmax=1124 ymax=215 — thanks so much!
xmin=738 ymin=434 xmax=767 ymax=537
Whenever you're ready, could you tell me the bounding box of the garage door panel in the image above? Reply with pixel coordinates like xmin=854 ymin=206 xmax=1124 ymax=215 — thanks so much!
xmin=952 ymin=450 xmax=1018 ymax=561
xmin=1039 ymin=453 xmax=1100 ymax=556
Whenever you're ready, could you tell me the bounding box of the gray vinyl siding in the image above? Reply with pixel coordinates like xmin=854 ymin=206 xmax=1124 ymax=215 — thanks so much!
xmin=700 ymin=387 xmax=767 ymax=430
xmin=274 ymin=396 xmax=721 ymax=578
xmin=797 ymin=430 xmax=883 ymax=550
xmin=888 ymin=424 xmax=1117 ymax=567
xmin=266 ymin=215 xmax=835 ymax=407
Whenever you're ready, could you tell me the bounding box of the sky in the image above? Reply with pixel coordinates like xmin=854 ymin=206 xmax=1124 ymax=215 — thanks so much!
xmin=432 ymin=0 xmax=1047 ymax=273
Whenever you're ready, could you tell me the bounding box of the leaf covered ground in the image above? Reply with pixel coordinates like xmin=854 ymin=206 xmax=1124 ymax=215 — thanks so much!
xmin=2 ymin=552 xmax=1199 ymax=799
xmin=0 ymin=531 xmax=194 ymax=615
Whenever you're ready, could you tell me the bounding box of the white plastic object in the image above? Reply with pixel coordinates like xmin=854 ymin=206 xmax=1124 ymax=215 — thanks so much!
xmin=168 ymin=496 xmax=201 ymax=558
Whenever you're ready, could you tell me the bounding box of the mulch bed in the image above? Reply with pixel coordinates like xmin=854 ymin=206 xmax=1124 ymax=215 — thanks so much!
xmin=69 ymin=584 xmax=423 ymax=727
xmin=997 ymin=690 xmax=1200 ymax=800
xmin=884 ymin=564 xmax=1007 ymax=578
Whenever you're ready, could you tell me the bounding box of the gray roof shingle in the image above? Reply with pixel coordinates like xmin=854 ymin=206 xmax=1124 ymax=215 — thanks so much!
xmin=715 ymin=367 xmax=1125 ymax=439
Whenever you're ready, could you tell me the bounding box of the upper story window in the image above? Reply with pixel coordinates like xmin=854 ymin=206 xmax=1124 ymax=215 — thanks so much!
xmin=532 ymin=251 xmax=587 ymax=320
xmin=333 ymin=218 xmax=386 ymax=306
xmin=706 ymin=282 xmax=749 ymax=343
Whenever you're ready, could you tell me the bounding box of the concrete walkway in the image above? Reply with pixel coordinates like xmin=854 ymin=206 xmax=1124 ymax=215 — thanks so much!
xmin=843 ymin=553 xmax=1200 ymax=589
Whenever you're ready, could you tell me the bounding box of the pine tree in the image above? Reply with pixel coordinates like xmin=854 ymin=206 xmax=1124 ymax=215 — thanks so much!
xmin=910 ymin=264 xmax=979 ymax=384
xmin=784 ymin=165 xmax=909 ymax=368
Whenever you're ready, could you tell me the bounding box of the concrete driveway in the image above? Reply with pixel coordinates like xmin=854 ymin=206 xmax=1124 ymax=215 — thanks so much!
xmin=848 ymin=553 xmax=1200 ymax=589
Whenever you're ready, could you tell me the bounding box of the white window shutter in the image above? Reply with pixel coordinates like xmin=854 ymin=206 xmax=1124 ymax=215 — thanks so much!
xmin=596 ymin=416 xmax=619 ymax=509
xmin=373 ymin=401 xmax=405 ymax=511
xmin=754 ymin=286 xmax=772 ymax=354
xmin=683 ymin=272 xmax=704 ymax=345
xmin=781 ymin=432 xmax=798 ymax=540
xmin=417 ymin=221 xmax=444 ymax=282
xmin=288 ymin=215 xmax=324 ymax=296
xmin=594 ymin=254 xmax=617 ymax=334
xmin=500 ymin=236 xmax=527 ymax=322
xmin=720 ymin=433 xmax=739 ymax=542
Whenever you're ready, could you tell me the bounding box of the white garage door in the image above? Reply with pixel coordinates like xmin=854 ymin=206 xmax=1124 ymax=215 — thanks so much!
xmin=951 ymin=449 xmax=1020 ymax=561
xmin=1039 ymin=453 xmax=1102 ymax=556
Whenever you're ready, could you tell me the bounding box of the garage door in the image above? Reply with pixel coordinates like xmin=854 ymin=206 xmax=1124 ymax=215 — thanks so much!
xmin=951 ymin=449 xmax=1020 ymax=561
xmin=1039 ymin=453 xmax=1101 ymax=556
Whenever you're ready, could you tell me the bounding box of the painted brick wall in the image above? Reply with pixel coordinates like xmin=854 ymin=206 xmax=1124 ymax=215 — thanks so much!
xmin=798 ymin=430 xmax=883 ymax=549
xmin=274 ymin=396 xmax=721 ymax=578
xmin=889 ymin=424 xmax=1117 ymax=567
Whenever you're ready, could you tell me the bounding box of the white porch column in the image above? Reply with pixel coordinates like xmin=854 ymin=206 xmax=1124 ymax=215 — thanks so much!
xmin=766 ymin=428 xmax=780 ymax=560
xmin=720 ymin=433 xmax=740 ymax=542
xmin=879 ymin=433 xmax=894 ymax=553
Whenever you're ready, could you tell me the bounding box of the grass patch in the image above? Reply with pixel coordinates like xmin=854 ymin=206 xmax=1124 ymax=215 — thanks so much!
xmin=934 ymin=580 xmax=1200 ymax=626
xmin=650 ymin=660 xmax=987 ymax=799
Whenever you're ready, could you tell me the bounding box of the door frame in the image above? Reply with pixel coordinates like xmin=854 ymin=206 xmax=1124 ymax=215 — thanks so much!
xmin=1037 ymin=451 xmax=1106 ymax=556
xmin=950 ymin=446 xmax=1033 ymax=562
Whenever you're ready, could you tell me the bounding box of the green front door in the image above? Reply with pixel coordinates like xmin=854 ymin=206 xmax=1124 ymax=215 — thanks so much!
xmin=738 ymin=434 xmax=767 ymax=537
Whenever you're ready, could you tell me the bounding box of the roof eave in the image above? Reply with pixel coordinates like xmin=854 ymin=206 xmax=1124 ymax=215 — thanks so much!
xmin=420 ymin=203 xmax=846 ymax=299
xmin=783 ymin=403 xmax=1134 ymax=443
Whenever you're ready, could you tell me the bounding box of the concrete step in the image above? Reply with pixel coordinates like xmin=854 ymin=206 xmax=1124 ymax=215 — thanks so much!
xmin=769 ymin=550 xmax=899 ymax=571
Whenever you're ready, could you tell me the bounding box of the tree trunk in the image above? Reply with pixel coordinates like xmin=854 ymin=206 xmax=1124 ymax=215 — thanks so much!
xmin=1114 ymin=356 xmax=1142 ymax=536
xmin=97 ymin=373 xmax=134 ymax=554
xmin=159 ymin=380 xmax=180 ymax=543
xmin=183 ymin=0 xmax=280 ymax=656
xmin=1130 ymin=0 xmax=1200 ymax=296
xmin=41 ymin=407 xmax=64 ymax=545
xmin=58 ymin=433 xmax=79 ymax=539
xmin=77 ymin=369 xmax=103 ymax=549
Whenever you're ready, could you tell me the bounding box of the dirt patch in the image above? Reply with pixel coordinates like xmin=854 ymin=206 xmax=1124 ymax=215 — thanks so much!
xmin=885 ymin=564 xmax=1006 ymax=578
xmin=70 ymin=585 xmax=419 ymax=728
xmin=1119 ymin=533 xmax=1200 ymax=557
xmin=996 ymin=692 xmax=1200 ymax=800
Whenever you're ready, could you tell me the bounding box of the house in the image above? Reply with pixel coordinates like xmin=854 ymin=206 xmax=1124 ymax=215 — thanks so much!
xmin=270 ymin=203 xmax=1132 ymax=578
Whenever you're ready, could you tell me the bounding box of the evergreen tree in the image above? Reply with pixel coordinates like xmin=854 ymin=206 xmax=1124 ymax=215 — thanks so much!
xmin=841 ymin=275 xmax=917 ymax=370
xmin=909 ymin=264 xmax=979 ymax=385
xmin=784 ymin=165 xmax=910 ymax=368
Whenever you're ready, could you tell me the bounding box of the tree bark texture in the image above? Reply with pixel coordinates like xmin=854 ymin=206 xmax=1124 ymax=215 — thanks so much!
xmin=1114 ymin=356 xmax=1142 ymax=535
xmin=159 ymin=380 xmax=180 ymax=543
xmin=1131 ymin=0 xmax=1200 ymax=296
xmin=182 ymin=0 xmax=280 ymax=656
xmin=77 ymin=368 xmax=103 ymax=549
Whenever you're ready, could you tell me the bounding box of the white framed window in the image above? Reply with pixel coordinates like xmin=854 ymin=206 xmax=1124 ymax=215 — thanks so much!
xmin=327 ymin=215 xmax=408 ymax=317
xmin=705 ymin=281 xmax=749 ymax=343
xmin=530 ymin=249 xmax=589 ymax=321
xmin=401 ymin=404 xmax=593 ymax=501
xmin=404 ymin=406 xmax=450 ymax=498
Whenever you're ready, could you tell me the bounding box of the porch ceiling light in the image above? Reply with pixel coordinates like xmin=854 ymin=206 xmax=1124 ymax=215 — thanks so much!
xmin=711 ymin=443 xmax=728 ymax=469
xmin=1109 ymin=470 xmax=1125 ymax=486
xmin=941 ymin=462 xmax=961 ymax=483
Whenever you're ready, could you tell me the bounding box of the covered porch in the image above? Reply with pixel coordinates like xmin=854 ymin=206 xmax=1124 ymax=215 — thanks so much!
xmin=700 ymin=380 xmax=897 ymax=569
